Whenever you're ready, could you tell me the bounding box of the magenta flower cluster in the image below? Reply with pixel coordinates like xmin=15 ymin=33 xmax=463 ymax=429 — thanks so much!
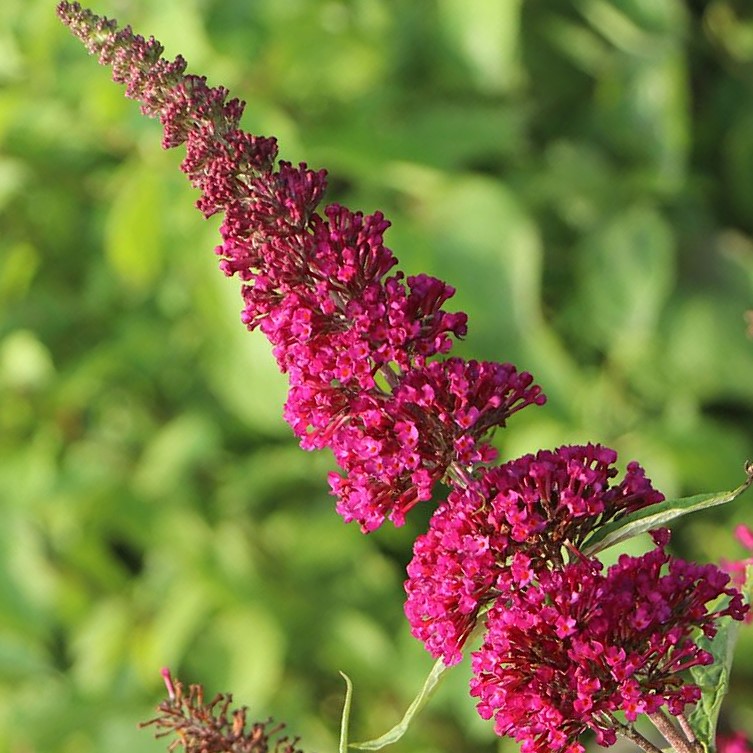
xmin=471 ymin=539 xmax=745 ymax=753
xmin=56 ymin=2 xmax=545 ymax=533
xmin=57 ymin=5 xmax=749 ymax=752
xmin=404 ymin=444 xmax=666 ymax=665
xmin=719 ymin=733 xmax=753 ymax=753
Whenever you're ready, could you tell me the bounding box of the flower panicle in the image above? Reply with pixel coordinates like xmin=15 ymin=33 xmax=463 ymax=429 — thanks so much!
xmin=140 ymin=670 xmax=305 ymax=753
xmin=56 ymin=1 xmax=274 ymax=210
xmin=59 ymin=6 xmax=752 ymax=752
xmin=57 ymin=0 xmax=546 ymax=532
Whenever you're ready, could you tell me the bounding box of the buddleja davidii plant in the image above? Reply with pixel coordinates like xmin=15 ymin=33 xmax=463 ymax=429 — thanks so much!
xmin=56 ymin=4 xmax=753 ymax=753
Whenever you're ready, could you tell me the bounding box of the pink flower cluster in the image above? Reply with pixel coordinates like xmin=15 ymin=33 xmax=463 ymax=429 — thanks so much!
xmin=719 ymin=733 xmax=753 ymax=753
xmin=404 ymin=444 xmax=665 ymax=664
xmin=57 ymin=5 xmax=751 ymax=752
xmin=722 ymin=524 xmax=753 ymax=586
xmin=56 ymin=1 xmax=544 ymax=533
xmin=327 ymin=358 xmax=545 ymax=530
xmin=470 ymin=544 xmax=746 ymax=753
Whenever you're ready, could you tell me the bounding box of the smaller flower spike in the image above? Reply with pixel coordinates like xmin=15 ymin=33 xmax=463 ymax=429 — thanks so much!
xmin=719 ymin=733 xmax=753 ymax=753
xmin=470 ymin=547 xmax=747 ymax=753
xmin=721 ymin=523 xmax=753 ymax=586
xmin=404 ymin=444 xmax=665 ymax=663
xmin=140 ymin=669 xmax=305 ymax=753
xmin=56 ymin=1 xmax=546 ymax=530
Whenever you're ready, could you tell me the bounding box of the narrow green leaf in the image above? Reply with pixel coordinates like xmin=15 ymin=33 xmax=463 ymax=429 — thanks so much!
xmin=688 ymin=566 xmax=753 ymax=753
xmin=339 ymin=672 xmax=354 ymax=753
xmin=349 ymin=657 xmax=451 ymax=750
xmin=583 ymin=466 xmax=753 ymax=557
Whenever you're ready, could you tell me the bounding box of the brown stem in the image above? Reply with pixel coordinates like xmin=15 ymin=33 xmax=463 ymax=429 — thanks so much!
xmin=611 ymin=718 xmax=665 ymax=753
xmin=677 ymin=713 xmax=704 ymax=753
xmin=648 ymin=710 xmax=697 ymax=753
xmin=376 ymin=363 xmax=401 ymax=391
xmin=677 ymin=712 xmax=696 ymax=743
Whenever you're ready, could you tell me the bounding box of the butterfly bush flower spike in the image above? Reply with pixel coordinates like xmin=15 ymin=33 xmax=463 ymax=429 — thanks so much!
xmin=56 ymin=0 xmax=545 ymax=533
xmin=57 ymin=6 xmax=752 ymax=753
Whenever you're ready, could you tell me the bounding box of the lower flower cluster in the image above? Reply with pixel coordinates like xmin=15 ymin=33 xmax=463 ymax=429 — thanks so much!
xmin=405 ymin=445 xmax=748 ymax=752
xmin=471 ymin=546 xmax=745 ymax=753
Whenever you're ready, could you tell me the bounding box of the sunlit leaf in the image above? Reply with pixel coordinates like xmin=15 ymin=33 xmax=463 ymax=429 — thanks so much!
xmin=350 ymin=657 xmax=451 ymax=750
xmin=104 ymin=159 xmax=164 ymax=291
xmin=584 ymin=466 xmax=753 ymax=556
xmin=574 ymin=205 xmax=675 ymax=361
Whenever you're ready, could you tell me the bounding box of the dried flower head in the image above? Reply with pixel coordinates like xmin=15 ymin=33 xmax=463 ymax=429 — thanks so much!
xmin=140 ymin=669 xmax=305 ymax=753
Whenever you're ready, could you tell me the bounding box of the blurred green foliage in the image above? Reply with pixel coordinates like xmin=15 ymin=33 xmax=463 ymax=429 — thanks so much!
xmin=2 ymin=0 xmax=753 ymax=751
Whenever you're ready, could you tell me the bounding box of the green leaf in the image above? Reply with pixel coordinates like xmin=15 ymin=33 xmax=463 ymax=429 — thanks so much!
xmin=688 ymin=566 xmax=753 ymax=753
xmin=688 ymin=619 xmax=739 ymax=753
xmin=576 ymin=0 xmax=655 ymax=54
xmin=583 ymin=466 xmax=753 ymax=556
xmin=349 ymin=656 xmax=451 ymax=750
xmin=421 ymin=174 xmax=544 ymax=354
xmin=339 ymin=672 xmax=353 ymax=753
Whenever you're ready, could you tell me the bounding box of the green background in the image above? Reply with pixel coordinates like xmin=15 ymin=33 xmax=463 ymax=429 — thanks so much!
xmin=2 ymin=0 xmax=753 ymax=751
